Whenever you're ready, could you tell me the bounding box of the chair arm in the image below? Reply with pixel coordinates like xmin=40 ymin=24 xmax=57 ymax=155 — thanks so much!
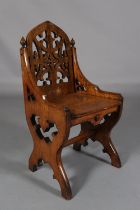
xmin=72 ymin=46 xmax=123 ymax=102
xmin=97 ymin=89 xmax=123 ymax=101
xmin=78 ymin=77 xmax=123 ymax=102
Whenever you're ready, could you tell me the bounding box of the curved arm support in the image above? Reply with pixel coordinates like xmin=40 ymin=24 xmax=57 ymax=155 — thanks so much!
xmin=72 ymin=47 xmax=123 ymax=102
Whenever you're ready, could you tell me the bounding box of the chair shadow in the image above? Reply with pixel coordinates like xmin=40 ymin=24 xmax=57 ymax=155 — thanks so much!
xmin=0 ymin=93 xmax=140 ymax=197
xmin=63 ymin=145 xmax=111 ymax=196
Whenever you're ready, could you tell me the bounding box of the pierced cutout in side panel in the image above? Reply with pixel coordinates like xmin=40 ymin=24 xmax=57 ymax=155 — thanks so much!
xmin=30 ymin=114 xmax=58 ymax=143
xmin=56 ymin=72 xmax=68 ymax=84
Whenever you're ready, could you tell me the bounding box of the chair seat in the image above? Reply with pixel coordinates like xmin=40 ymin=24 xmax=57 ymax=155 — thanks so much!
xmin=51 ymin=92 xmax=121 ymax=118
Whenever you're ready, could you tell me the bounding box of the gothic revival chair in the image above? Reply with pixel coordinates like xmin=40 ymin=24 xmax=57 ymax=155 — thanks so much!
xmin=20 ymin=21 xmax=123 ymax=200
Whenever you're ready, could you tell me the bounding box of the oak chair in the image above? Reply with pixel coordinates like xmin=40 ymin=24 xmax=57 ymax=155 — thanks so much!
xmin=20 ymin=21 xmax=123 ymax=200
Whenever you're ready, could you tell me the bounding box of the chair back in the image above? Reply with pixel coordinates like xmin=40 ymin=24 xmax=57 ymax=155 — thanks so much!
xmin=26 ymin=21 xmax=75 ymax=99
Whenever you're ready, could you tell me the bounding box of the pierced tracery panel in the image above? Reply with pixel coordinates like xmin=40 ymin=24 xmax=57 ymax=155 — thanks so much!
xmin=28 ymin=26 xmax=72 ymax=88
xmin=30 ymin=114 xmax=58 ymax=143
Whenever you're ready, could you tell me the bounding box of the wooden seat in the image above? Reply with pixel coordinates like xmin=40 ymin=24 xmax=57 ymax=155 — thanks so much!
xmin=20 ymin=21 xmax=123 ymax=200
xmin=51 ymin=92 xmax=121 ymax=118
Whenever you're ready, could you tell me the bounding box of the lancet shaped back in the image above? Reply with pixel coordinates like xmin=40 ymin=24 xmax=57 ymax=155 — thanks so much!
xmin=26 ymin=21 xmax=75 ymax=99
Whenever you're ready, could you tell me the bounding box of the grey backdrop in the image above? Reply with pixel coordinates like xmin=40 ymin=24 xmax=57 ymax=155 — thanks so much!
xmin=0 ymin=0 xmax=140 ymax=93
xmin=0 ymin=1 xmax=140 ymax=210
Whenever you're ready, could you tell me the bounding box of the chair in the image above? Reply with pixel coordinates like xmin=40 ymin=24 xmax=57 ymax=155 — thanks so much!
xmin=20 ymin=21 xmax=123 ymax=200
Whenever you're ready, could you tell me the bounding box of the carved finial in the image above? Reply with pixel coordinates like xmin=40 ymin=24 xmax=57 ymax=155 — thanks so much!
xmin=71 ymin=38 xmax=75 ymax=47
xmin=20 ymin=36 xmax=26 ymax=48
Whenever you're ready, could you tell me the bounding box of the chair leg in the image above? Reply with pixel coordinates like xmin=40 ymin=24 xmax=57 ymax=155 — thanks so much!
xmin=29 ymin=143 xmax=43 ymax=172
xmin=28 ymin=136 xmax=72 ymax=199
xmin=26 ymin=110 xmax=72 ymax=199
xmin=91 ymin=106 xmax=122 ymax=168
xmin=50 ymin=150 xmax=72 ymax=200
xmin=91 ymin=132 xmax=121 ymax=168
xmin=73 ymin=106 xmax=122 ymax=168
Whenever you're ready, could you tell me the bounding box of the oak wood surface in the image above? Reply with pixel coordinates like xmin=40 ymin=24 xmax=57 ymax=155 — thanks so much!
xmin=20 ymin=20 xmax=123 ymax=200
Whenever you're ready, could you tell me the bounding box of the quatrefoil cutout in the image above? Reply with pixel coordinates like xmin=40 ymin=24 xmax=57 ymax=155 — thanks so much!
xmin=56 ymin=72 xmax=68 ymax=84
xmin=37 ymin=72 xmax=51 ymax=86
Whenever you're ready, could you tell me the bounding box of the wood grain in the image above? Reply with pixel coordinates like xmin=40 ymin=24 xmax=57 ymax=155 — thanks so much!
xmin=20 ymin=21 xmax=123 ymax=200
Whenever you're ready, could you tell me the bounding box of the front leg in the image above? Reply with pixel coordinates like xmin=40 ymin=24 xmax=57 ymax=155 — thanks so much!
xmin=91 ymin=106 xmax=122 ymax=168
xmin=25 ymin=98 xmax=72 ymax=199
xmin=50 ymin=150 xmax=72 ymax=200
xmin=29 ymin=144 xmax=42 ymax=172
xmin=46 ymin=108 xmax=72 ymax=200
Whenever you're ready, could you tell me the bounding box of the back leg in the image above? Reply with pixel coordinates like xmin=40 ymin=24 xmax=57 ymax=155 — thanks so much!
xmin=73 ymin=122 xmax=92 ymax=151
xmin=91 ymin=107 xmax=122 ymax=168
